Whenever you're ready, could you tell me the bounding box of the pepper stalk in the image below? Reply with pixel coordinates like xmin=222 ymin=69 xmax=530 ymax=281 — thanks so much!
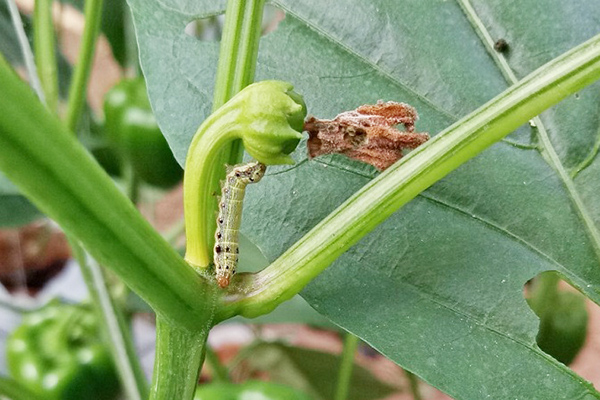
xmin=183 ymin=80 xmax=306 ymax=270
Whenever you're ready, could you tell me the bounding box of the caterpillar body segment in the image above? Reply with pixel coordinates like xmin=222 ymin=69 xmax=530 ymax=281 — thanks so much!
xmin=214 ymin=161 xmax=266 ymax=288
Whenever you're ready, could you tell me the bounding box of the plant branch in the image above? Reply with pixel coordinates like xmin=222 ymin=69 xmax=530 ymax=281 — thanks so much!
xmin=72 ymin=242 xmax=149 ymax=400
xmin=64 ymin=0 xmax=103 ymax=133
xmin=0 ymin=57 xmax=216 ymax=331
xmin=334 ymin=333 xmax=359 ymax=400
xmin=405 ymin=370 xmax=423 ymax=400
xmin=5 ymin=0 xmax=45 ymax=102
xmin=33 ymin=0 xmax=58 ymax=112
xmin=215 ymin=33 xmax=600 ymax=321
xmin=204 ymin=346 xmax=230 ymax=382
xmin=150 ymin=317 xmax=209 ymax=400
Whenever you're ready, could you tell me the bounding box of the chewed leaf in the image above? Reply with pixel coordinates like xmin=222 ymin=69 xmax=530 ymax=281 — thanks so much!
xmin=130 ymin=0 xmax=600 ymax=398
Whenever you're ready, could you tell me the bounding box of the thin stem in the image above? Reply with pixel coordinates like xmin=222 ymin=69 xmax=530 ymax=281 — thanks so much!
xmin=71 ymin=240 xmax=149 ymax=400
xmin=334 ymin=333 xmax=359 ymax=400
xmin=5 ymin=0 xmax=45 ymax=102
xmin=215 ymin=33 xmax=600 ymax=321
xmin=64 ymin=0 xmax=104 ymax=133
xmin=126 ymin=162 xmax=141 ymax=205
xmin=150 ymin=317 xmax=211 ymax=400
xmin=33 ymin=0 xmax=58 ymax=112
xmin=405 ymin=370 xmax=423 ymax=400
xmin=0 ymin=56 xmax=216 ymax=331
xmin=0 ymin=376 xmax=43 ymax=400
xmin=204 ymin=346 xmax=230 ymax=382
xmin=163 ymin=216 xmax=186 ymax=246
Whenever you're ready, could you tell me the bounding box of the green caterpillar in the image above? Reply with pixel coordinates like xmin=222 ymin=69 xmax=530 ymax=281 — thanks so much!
xmin=214 ymin=161 xmax=266 ymax=288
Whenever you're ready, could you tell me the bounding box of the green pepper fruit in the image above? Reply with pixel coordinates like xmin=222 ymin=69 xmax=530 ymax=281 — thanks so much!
xmin=6 ymin=301 xmax=120 ymax=400
xmin=103 ymin=77 xmax=183 ymax=188
xmin=194 ymin=381 xmax=312 ymax=400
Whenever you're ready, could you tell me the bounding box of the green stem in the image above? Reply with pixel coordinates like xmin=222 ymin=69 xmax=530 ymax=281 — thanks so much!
xmin=126 ymin=162 xmax=141 ymax=205
xmin=71 ymin=240 xmax=149 ymax=400
xmin=0 ymin=375 xmax=44 ymax=400
xmin=187 ymin=0 xmax=266 ymax=268
xmin=215 ymin=33 xmax=600 ymax=321
xmin=184 ymin=80 xmax=303 ymax=269
xmin=334 ymin=333 xmax=359 ymax=400
xmin=204 ymin=346 xmax=230 ymax=382
xmin=0 ymin=55 xmax=215 ymax=331
xmin=213 ymin=0 xmax=265 ymax=111
xmin=5 ymin=0 xmax=45 ymax=102
xmin=150 ymin=317 xmax=211 ymax=400
xmin=64 ymin=0 xmax=104 ymax=133
xmin=33 ymin=0 xmax=58 ymax=112
xmin=405 ymin=370 xmax=423 ymax=400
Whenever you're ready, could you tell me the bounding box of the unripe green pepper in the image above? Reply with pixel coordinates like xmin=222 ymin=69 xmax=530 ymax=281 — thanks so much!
xmin=194 ymin=380 xmax=312 ymax=400
xmin=103 ymin=77 xmax=183 ymax=188
xmin=6 ymin=301 xmax=120 ymax=400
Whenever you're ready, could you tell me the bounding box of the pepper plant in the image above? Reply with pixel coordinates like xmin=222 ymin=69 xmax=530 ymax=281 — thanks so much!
xmin=1 ymin=0 xmax=600 ymax=399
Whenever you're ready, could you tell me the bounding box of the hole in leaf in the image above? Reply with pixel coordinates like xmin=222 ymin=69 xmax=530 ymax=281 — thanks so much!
xmin=525 ymin=271 xmax=589 ymax=365
xmin=184 ymin=5 xmax=284 ymax=41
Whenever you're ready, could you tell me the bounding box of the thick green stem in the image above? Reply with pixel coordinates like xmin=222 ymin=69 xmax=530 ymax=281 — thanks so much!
xmin=0 ymin=56 xmax=215 ymax=331
xmin=72 ymin=241 xmax=149 ymax=400
xmin=334 ymin=333 xmax=359 ymax=400
xmin=215 ymin=33 xmax=600 ymax=321
xmin=0 ymin=376 xmax=43 ymax=400
xmin=33 ymin=0 xmax=58 ymax=112
xmin=150 ymin=317 xmax=211 ymax=400
xmin=64 ymin=0 xmax=103 ymax=133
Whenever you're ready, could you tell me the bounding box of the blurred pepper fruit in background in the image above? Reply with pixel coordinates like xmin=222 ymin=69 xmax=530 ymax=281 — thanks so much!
xmin=103 ymin=77 xmax=183 ymax=189
xmin=6 ymin=301 xmax=120 ymax=400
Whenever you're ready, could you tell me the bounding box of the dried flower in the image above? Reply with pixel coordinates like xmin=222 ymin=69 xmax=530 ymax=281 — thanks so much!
xmin=305 ymin=101 xmax=429 ymax=171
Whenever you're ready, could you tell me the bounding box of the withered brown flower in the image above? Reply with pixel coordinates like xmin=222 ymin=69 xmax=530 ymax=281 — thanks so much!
xmin=304 ymin=101 xmax=429 ymax=171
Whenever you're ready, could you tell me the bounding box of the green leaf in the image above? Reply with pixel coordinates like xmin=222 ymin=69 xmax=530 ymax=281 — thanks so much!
xmin=131 ymin=0 xmax=600 ymax=398
xmin=0 ymin=172 xmax=40 ymax=227
xmin=242 ymin=342 xmax=396 ymax=400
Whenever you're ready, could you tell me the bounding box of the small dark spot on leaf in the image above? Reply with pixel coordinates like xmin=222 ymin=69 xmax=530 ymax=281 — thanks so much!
xmin=494 ymin=38 xmax=509 ymax=53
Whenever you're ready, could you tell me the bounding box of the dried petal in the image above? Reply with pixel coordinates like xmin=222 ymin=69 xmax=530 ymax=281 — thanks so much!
xmin=305 ymin=101 xmax=429 ymax=170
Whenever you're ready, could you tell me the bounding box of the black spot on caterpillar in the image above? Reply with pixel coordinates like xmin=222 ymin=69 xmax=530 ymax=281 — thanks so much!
xmin=214 ymin=161 xmax=266 ymax=288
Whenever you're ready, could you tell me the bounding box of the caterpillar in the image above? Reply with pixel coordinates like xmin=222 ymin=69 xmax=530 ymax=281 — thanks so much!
xmin=214 ymin=161 xmax=267 ymax=288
